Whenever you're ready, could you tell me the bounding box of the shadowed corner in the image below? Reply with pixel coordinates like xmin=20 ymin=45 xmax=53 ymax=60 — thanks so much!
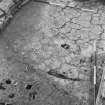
xmin=73 ymin=0 xmax=91 ymax=2
xmin=95 ymin=0 xmax=105 ymax=5
xmin=72 ymin=0 xmax=96 ymax=6
xmin=32 ymin=0 xmax=49 ymax=3
xmin=74 ymin=0 xmax=105 ymax=5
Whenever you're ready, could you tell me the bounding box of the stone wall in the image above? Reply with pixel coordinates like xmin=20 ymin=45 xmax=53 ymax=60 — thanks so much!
xmin=0 ymin=0 xmax=30 ymax=31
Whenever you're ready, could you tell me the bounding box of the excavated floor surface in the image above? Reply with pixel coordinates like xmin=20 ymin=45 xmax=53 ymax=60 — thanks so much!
xmin=1 ymin=0 xmax=105 ymax=105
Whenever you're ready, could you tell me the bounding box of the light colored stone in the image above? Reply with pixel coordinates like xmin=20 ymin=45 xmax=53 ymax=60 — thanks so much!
xmin=91 ymin=14 xmax=101 ymax=25
xmin=0 ymin=0 xmax=14 ymax=12
xmin=101 ymin=32 xmax=105 ymax=39
xmin=60 ymin=63 xmax=79 ymax=78
xmin=78 ymin=28 xmax=89 ymax=40
xmin=72 ymin=18 xmax=91 ymax=28
xmin=81 ymin=44 xmax=94 ymax=57
xmin=72 ymin=12 xmax=91 ymax=27
xmin=0 ymin=9 xmax=4 ymax=16
xmin=67 ymin=29 xmax=81 ymax=40
xmin=64 ymin=55 xmax=72 ymax=64
xmin=45 ymin=57 xmax=61 ymax=69
xmin=0 ymin=21 xmax=3 ymax=28
xmin=70 ymin=22 xmax=82 ymax=29
xmin=52 ymin=76 xmax=70 ymax=86
xmin=89 ymin=25 xmax=102 ymax=34
xmin=21 ymin=0 xmax=30 ymax=6
xmin=59 ymin=22 xmax=72 ymax=34
xmin=38 ymin=63 xmax=46 ymax=71
xmin=98 ymin=40 xmax=105 ymax=51
xmin=63 ymin=8 xmax=80 ymax=19
xmin=102 ymin=83 xmax=105 ymax=97
xmin=79 ymin=73 xmax=89 ymax=80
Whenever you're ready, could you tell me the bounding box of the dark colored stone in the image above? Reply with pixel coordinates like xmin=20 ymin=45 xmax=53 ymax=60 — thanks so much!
xmin=6 ymin=104 xmax=12 ymax=105
xmin=61 ymin=44 xmax=70 ymax=50
xmin=0 ymin=83 xmax=6 ymax=90
xmin=102 ymin=97 xmax=105 ymax=100
xmin=47 ymin=70 xmax=69 ymax=79
xmin=0 ymin=102 xmax=5 ymax=105
xmin=74 ymin=0 xmax=90 ymax=2
xmin=95 ymin=0 xmax=105 ymax=4
xmin=6 ymin=103 xmax=13 ymax=105
xmin=28 ymin=91 xmax=37 ymax=101
xmin=25 ymin=84 xmax=32 ymax=90
xmin=8 ymin=93 xmax=15 ymax=99
xmin=5 ymin=79 xmax=11 ymax=85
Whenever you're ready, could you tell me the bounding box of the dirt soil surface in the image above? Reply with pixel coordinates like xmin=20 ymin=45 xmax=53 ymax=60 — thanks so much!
xmin=1 ymin=0 xmax=105 ymax=105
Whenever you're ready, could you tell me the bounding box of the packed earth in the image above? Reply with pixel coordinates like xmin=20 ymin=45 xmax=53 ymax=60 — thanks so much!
xmin=0 ymin=0 xmax=105 ymax=105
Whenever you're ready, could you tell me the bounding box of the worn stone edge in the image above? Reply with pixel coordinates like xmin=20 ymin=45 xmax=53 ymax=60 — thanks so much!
xmin=0 ymin=0 xmax=31 ymax=32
